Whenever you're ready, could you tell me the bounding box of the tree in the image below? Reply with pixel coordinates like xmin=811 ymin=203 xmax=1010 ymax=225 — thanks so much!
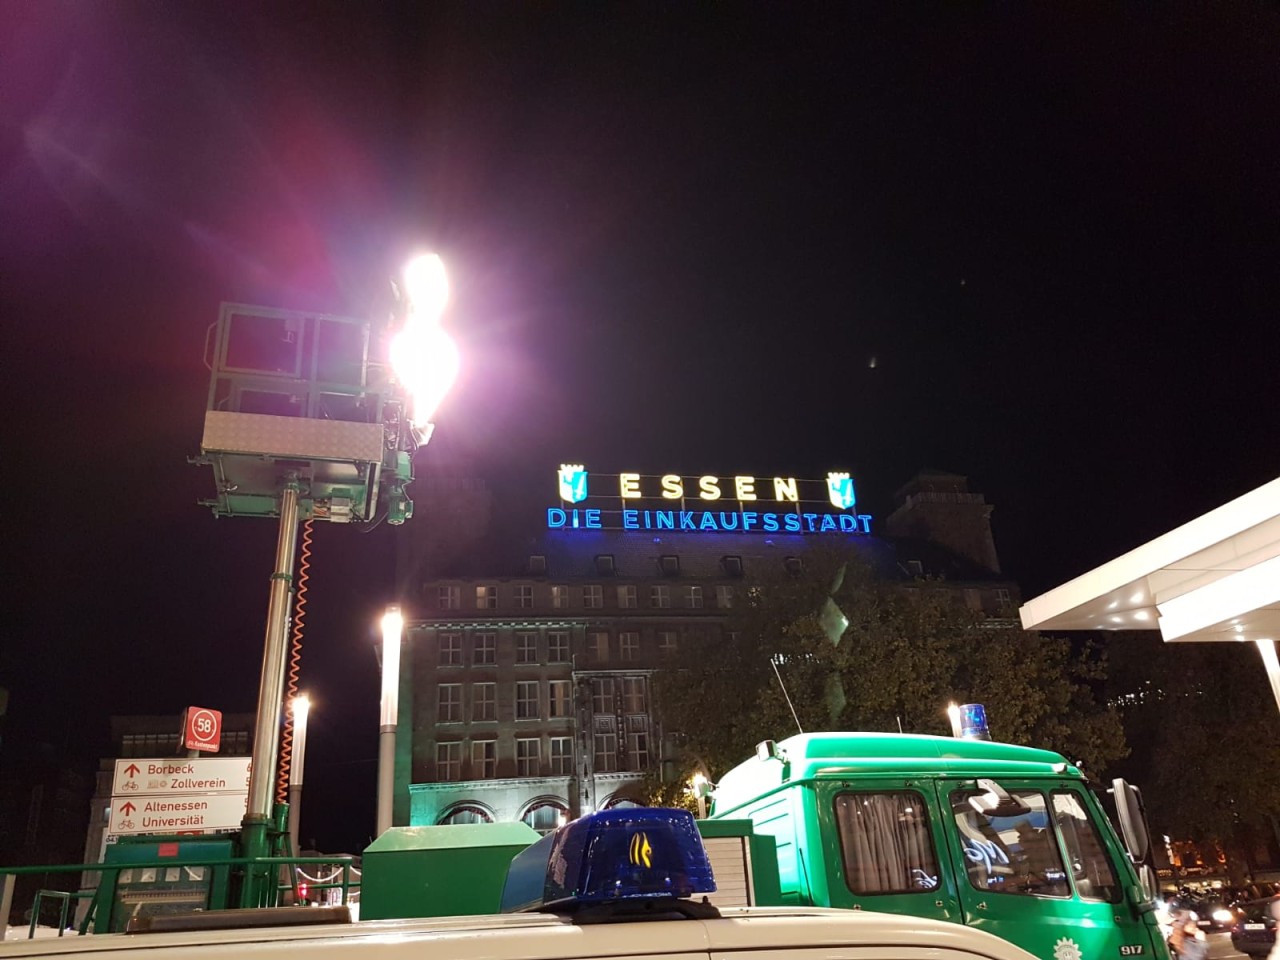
xmin=653 ymin=547 xmax=1128 ymax=785
xmin=1104 ymin=633 xmax=1280 ymax=883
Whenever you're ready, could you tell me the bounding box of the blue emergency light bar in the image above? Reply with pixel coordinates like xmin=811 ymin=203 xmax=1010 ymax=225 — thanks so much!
xmin=500 ymin=807 xmax=716 ymax=914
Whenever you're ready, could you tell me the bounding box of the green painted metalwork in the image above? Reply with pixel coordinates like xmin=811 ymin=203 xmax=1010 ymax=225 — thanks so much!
xmin=360 ymin=822 xmax=539 ymax=920
xmin=194 ymin=302 xmax=419 ymax=526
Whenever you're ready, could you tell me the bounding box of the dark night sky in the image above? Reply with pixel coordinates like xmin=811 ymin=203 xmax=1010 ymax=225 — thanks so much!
xmin=3 ymin=2 xmax=1278 ymax=853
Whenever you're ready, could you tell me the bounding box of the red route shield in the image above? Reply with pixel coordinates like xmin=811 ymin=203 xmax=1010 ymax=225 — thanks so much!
xmin=183 ymin=706 xmax=223 ymax=753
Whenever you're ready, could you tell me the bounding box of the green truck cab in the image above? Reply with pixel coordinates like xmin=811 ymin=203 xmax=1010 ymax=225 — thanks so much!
xmin=710 ymin=732 xmax=1166 ymax=960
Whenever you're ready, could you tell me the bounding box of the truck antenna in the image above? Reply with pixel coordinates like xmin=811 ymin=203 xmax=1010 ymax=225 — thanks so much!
xmin=771 ymin=656 xmax=804 ymax=734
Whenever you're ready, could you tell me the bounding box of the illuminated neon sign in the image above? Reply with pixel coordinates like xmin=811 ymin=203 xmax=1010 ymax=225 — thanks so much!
xmin=548 ymin=466 xmax=872 ymax=535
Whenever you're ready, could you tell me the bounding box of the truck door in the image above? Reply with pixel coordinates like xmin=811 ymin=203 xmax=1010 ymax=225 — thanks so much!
xmin=937 ymin=779 xmax=1153 ymax=960
xmin=817 ymin=779 xmax=962 ymax=924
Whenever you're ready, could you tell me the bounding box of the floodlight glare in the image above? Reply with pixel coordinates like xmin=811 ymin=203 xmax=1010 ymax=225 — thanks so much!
xmin=291 ymin=694 xmax=311 ymax=724
xmin=402 ymin=253 xmax=449 ymax=319
xmin=393 ymin=253 xmax=459 ymax=428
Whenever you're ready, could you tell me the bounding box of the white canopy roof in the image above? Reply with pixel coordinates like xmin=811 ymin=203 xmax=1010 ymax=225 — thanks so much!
xmin=1019 ymin=476 xmax=1280 ymax=645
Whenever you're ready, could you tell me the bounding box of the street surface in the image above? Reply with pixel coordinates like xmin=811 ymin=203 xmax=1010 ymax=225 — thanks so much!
xmin=1208 ymin=931 xmax=1247 ymax=959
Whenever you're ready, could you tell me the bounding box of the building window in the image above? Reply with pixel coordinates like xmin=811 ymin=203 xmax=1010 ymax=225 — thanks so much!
xmin=589 ymin=631 xmax=609 ymax=663
xmin=594 ymin=727 xmax=618 ymax=773
xmin=438 ymin=803 xmax=492 ymax=825
xmin=514 ymin=584 xmax=534 ymax=609
xmin=476 ymin=585 xmax=497 ymax=609
xmin=715 ymin=585 xmax=734 ymax=609
xmin=522 ymin=798 xmax=567 ymax=835
xmin=685 ymin=585 xmax=703 ymax=609
xmin=617 ymin=584 xmax=637 ymax=608
xmin=658 ymin=630 xmax=678 ymax=657
xmin=994 ymin=588 xmax=1012 ymax=608
xmin=595 ymin=554 xmax=616 ymax=576
xmin=621 ymin=676 xmax=647 ymax=713
xmin=436 ymin=741 xmax=462 ymax=781
xmin=473 ymin=682 xmax=496 ymax=722
xmin=439 ymin=632 xmax=462 ymax=666
xmin=550 ymin=737 xmax=573 ymax=776
xmin=649 ymin=585 xmax=670 ymax=608
xmin=549 ymin=680 xmax=572 ymax=718
xmin=551 ymin=585 xmax=570 ymax=609
xmin=619 ymin=632 xmax=639 ymax=661
xmin=627 ymin=722 xmax=649 ymax=771
xmin=784 ymin=557 xmax=804 ymax=576
xmin=721 ymin=555 xmax=744 ymax=578
xmin=516 ymin=632 xmax=538 ymax=664
xmin=592 ymin=678 xmax=615 ymax=714
xmin=528 ymin=554 xmax=547 ymax=575
xmin=516 ymin=680 xmax=540 ymax=720
xmin=516 ymin=738 xmax=541 ymax=776
xmin=473 ymin=633 xmax=496 ymax=665
xmin=437 ymin=585 xmax=460 ymax=610
xmin=584 ymin=585 xmax=603 ymax=609
xmin=659 ymin=555 xmax=680 ymax=576
xmin=547 ymin=631 xmax=570 ymax=662
xmin=437 ymin=684 xmax=462 ymax=723
xmin=472 ymin=740 xmax=496 ymax=779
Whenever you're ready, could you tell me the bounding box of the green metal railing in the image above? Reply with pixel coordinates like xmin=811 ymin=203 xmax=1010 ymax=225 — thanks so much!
xmin=1 ymin=856 xmax=360 ymax=939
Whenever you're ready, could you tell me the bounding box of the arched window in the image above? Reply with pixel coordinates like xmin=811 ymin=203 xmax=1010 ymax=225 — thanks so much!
xmin=437 ymin=802 xmax=494 ymax=825
xmin=601 ymin=792 xmax=647 ymax=810
xmin=521 ymin=798 xmax=569 ymax=835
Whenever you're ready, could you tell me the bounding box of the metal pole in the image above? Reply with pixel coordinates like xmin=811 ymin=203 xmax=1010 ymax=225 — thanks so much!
xmin=288 ymin=696 xmax=309 ymax=856
xmin=241 ymin=480 xmax=300 ymax=905
xmin=377 ymin=607 xmax=403 ymax=837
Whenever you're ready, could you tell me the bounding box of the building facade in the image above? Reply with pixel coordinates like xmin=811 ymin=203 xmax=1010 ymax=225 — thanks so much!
xmin=394 ymin=468 xmax=1019 ymax=834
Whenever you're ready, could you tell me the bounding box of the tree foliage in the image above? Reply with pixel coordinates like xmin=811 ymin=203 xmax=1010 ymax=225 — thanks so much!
xmin=653 ymin=548 xmax=1128 ymax=784
xmin=1104 ymin=633 xmax=1280 ymax=878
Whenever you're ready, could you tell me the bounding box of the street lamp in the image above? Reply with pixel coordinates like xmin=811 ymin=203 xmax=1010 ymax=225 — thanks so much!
xmin=377 ymin=606 xmax=404 ymax=837
xmin=287 ymin=694 xmax=310 ymax=856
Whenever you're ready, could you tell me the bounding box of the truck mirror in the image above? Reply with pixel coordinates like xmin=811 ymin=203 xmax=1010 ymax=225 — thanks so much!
xmin=1110 ymin=778 xmax=1150 ymax=863
xmin=967 ymin=779 xmax=1032 ymax=819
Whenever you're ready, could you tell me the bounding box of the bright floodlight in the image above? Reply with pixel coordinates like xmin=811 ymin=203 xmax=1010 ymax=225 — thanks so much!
xmin=393 ymin=253 xmax=459 ymax=429
xmin=403 ymin=253 xmax=449 ymax=319
xmin=291 ymin=694 xmax=311 ymax=724
xmin=380 ymin=606 xmax=404 ymax=726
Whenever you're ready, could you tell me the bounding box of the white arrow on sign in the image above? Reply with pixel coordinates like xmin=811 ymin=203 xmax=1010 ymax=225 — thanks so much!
xmin=109 ymin=793 xmax=248 ymax=836
xmin=112 ymin=757 xmax=253 ymax=797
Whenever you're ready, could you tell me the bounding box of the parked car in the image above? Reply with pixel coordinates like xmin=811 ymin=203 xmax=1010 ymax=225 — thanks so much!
xmin=1230 ymin=897 xmax=1279 ymax=958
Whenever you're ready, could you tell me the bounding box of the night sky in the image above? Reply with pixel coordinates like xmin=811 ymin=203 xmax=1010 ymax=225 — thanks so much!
xmin=3 ymin=3 xmax=1278 ymax=853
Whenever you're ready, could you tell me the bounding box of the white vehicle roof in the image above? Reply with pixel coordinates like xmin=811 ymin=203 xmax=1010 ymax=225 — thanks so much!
xmin=0 ymin=907 xmax=1037 ymax=960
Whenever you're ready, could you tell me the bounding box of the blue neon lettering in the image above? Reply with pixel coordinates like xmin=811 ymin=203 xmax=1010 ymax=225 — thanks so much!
xmin=803 ymin=513 xmax=818 ymax=532
xmin=656 ymin=511 xmax=674 ymax=529
xmin=718 ymin=512 xmax=739 ymax=530
xmin=784 ymin=514 xmax=801 ymax=532
xmin=699 ymin=512 xmax=718 ymax=531
xmin=643 ymin=510 xmax=652 ymax=528
xmin=763 ymin=513 xmax=779 ymax=531
xmin=571 ymin=509 xmax=580 ymax=528
xmin=585 ymin=509 xmax=602 ymax=529
xmin=742 ymin=511 xmax=758 ymax=531
xmin=859 ymin=515 xmax=872 ymax=533
xmin=839 ymin=515 xmax=856 ymax=533
xmin=622 ymin=510 xmax=639 ymax=529
xmin=680 ymin=512 xmax=696 ymax=530
xmin=547 ymin=508 xmax=566 ymax=528
xmin=820 ymin=514 xmax=837 ymax=532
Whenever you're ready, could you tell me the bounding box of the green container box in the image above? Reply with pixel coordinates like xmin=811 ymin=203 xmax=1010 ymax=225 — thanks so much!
xmin=361 ymin=822 xmax=539 ymax=920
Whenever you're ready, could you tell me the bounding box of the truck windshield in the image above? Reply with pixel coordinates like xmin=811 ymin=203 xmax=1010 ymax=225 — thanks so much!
xmin=951 ymin=790 xmax=1069 ymax=898
xmin=833 ymin=791 xmax=940 ymax=894
xmin=1050 ymin=790 xmax=1121 ymax=902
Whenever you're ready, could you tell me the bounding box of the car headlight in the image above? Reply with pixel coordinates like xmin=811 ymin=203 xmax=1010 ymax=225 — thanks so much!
xmin=1213 ymin=908 xmax=1235 ymax=924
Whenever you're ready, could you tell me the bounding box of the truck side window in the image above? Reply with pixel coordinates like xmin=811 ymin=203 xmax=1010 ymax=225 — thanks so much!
xmin=951 ymin=790 xmax=1069 ymax=898
xmin=1051 ymin=790 xmax=1122 ymax=902
xmin=833 ymin=791 xmax=940 ymax=894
